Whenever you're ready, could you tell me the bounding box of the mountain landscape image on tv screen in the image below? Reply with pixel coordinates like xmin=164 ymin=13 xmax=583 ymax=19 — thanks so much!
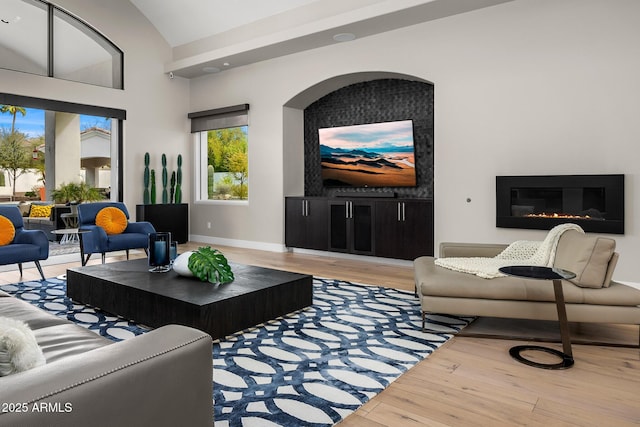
xmin=319 ymin=120 xmax=417 ymax=187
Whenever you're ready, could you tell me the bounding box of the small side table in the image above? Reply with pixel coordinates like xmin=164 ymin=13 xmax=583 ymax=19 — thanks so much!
xmin=499 ymin=265 xmax=577 ymax=369
xmin=61 ymin=213 xmax=79 ymax=229
xmin=51 ymin=228 xmax=82 ymax=245
xmin=51 ymin=229 xmax=90 ymax=264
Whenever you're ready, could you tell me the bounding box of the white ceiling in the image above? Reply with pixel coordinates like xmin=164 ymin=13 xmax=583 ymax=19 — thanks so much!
xmin=131 ymin=0 xmax=514 ymax=78
xmin=130 ymin=0 xmax=322 ymax=47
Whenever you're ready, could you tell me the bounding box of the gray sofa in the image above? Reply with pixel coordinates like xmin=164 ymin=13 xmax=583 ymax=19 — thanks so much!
xmin=15 ymin=202 xmax=72 ymax=241
xmin=414 ymin=230 xmax=640 ymax=338
xmin=0 ymin=289 xmax=214 ymax=426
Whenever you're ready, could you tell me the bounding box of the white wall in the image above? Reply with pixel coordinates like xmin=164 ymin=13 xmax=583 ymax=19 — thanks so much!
xmin=0 ymin=0 xmax=190 ymax=212
xmin=189 ymin=0 xmax=640 ymax=280
xmin=0 ymin=170 xmax=41 ymax=195
xmin=2 ymin=0 xmax=637 ymax=281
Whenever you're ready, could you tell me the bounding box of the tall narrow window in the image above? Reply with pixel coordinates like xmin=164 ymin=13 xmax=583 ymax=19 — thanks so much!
xmin=189 ymin=105 xmax=249 ymax=202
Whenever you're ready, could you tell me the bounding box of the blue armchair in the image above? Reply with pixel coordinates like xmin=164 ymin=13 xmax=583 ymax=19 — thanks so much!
xmin=0 ymin=206 xmax=49 ymax=280
xmin=77 ymin=202 xmax=155 ymax=265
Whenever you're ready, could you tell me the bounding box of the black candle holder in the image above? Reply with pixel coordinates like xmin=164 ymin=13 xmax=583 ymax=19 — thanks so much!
xmin=148 ymin=232 xmax=172 ymax=272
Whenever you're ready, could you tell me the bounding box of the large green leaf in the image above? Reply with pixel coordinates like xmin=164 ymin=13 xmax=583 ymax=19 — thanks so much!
xmin=187 ymin=247 xmax=234 ymax=284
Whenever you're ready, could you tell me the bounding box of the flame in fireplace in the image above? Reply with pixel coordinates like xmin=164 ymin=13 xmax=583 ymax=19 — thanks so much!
xmin=525 ymin=213 xmax=595 ymax=220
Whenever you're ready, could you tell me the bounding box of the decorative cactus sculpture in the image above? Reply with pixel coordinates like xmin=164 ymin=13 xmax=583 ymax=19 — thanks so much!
xmin=150 ymin=169 xmax=156 ymax=204
xmin=161 ymin=154 xmax=168 ymax=204
xmin=207 ymin=165 xmax=214 ymax=199
xmin=143 ymin=152 xmax=150 ymax=204
xmin=175 ymin=154 xmax=183 ymax=204
xmin=170 ymin=171 xmax=176 ymax=204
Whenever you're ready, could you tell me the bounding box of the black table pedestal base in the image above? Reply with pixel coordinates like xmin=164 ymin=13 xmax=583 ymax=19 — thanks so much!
xmin=509 ymin=344 xmax=574 ymax=369
xmin=499 ymin=267 xmax=577 ymax=370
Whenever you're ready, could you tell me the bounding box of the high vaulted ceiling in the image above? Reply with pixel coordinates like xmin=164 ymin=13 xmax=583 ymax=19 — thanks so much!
xmin=130 ymin=0 xmax=321 ymax=47
xmin=130 ymin=0 xmax=514 ymax=78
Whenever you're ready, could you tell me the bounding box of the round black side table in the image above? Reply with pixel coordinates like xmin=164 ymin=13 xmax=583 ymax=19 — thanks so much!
xmin=498 ymin=265 xmax=577 ymax=369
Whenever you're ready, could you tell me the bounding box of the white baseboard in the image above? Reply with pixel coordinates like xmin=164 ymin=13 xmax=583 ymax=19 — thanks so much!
xmin=189 ymin=234 xmax=288 ymax=253
xmin=287 ymin=247 xmax=414 ymax=267
xmin=617 ymin=281 xmax=640 ymax=291
xmin=189 ymin=234 xmax=413 ymax=267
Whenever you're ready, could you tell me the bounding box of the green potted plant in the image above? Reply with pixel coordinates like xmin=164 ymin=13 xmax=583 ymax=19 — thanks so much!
xmin=51 ymin=182 xmax=105 ymax=214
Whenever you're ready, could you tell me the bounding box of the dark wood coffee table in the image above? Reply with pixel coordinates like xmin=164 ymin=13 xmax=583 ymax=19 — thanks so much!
xmin=66 ymin=258 xmax=313 ymax=340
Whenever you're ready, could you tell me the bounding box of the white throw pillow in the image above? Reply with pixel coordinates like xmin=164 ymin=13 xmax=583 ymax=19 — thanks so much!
xmin=0 ymin=317 xmax=46 ymax=376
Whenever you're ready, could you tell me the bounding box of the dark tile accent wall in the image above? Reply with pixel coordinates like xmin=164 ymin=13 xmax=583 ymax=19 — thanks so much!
xmin=303 ymin=78 xmax=434 ymax=198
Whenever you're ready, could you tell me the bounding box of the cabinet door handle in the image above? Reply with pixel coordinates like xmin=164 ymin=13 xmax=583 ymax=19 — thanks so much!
xmin=402 ymin=202 xmax=406 ymax=221
xmin=302 ymin=200 xmax=306 ymax=216
xmin=397 ymin=202 xmax=402 ymax=221
xmin=346 ymin=201 xmax=353 ymax=219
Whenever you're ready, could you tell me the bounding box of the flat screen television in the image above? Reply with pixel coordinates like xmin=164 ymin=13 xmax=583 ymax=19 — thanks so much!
xmin=318 ymin=120 xmax=417 ymax=188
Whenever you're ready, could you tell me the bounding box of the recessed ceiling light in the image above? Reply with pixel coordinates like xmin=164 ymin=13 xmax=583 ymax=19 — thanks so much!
xmin=202 ymin=66 xmax=220 ymax=73
xmin=333 ymin=33 xmax=356 ymax=42
xmin=223 ymin=62 xmax=230 ymax=67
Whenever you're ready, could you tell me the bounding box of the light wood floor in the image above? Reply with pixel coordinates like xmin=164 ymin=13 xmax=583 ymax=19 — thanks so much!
xmin=3 ymin=243 xmax=639 ymax=426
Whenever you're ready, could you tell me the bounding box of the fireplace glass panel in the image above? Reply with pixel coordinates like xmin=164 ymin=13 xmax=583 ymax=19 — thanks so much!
xmin=510 ymin=187 xmax=606 ymax=219
xmin=496 ymin=174 xmax=624 ymax=234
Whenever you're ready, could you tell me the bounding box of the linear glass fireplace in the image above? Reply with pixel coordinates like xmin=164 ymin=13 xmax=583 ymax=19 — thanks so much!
xmin=496 ymin=174 xmax=624 ymax=234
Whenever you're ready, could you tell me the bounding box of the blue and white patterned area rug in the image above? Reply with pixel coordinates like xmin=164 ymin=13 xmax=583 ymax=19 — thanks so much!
xmin=1 ymin=277 xmax=472 ymax=427
xmin=0 ymin=276 xmax=148 ymax=340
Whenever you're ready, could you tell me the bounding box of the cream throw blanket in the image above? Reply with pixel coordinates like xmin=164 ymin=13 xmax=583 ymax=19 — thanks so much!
xmin=434 ymin=223 xmax=584 ymax=279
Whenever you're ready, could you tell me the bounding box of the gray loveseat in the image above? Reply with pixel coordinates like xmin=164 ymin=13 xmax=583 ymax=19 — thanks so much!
xmin=414 ymin=230 xmax=640 ymax=339
xmin=0 ymin=289 xmax=214 ymax=426
xmin=15 ymin=202 xmax=72 ymax=241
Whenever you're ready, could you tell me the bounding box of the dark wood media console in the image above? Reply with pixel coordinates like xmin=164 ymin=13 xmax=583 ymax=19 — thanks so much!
xmin=285 ymin=196 xmax=433 ymax=260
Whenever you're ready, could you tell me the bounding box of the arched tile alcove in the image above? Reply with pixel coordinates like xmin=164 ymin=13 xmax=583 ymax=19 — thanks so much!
xmin=283 ymin=72 xmax=434 ymax=199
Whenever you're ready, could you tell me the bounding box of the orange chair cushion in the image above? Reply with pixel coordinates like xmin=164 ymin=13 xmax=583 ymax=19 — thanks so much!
xmin=29 ymin=204 xmax=53 ymax=218
xmin=0 ymin=215 xmax=16 ymax=246
xmin=95 ymin=207 xmax=128 ymax=235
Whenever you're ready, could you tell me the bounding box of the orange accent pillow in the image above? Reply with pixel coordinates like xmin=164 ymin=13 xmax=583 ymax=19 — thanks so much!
xmin=0 ymin=215 xmax=16 ymax=246
xmin=95 ymin=207 xmax=128 ymax=235
xmin=29 ymin=205 xmax=53 ymax=218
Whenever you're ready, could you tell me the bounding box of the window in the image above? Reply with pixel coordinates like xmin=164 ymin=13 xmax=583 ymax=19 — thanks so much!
xmin=1 ymin=93 xmax=125 ymax=201
xmin=190 ymin=105 xmax=249 ymax=202
xmin=0 ymin=108 xmax=113 ymax=199
xmin=0 ymin=0 xmax=48 ymax=76
xmin=52 ymin=7 xmax=123 ymax=88
xmin=0 ymin=0 xmax=123 ymax=89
